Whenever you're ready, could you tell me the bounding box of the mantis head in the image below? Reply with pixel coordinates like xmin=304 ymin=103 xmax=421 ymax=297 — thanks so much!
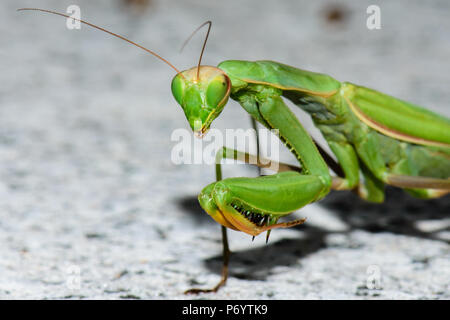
xmin=171 ymin=66 xmax=231 ymax=137
xmin=170 ymin=21 xmax=230 ymax=138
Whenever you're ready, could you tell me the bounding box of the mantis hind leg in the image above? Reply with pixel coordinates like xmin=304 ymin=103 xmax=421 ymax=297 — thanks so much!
xmin=386 ymin=146 xmax=450 ymax=198
xmin=386 ymin=175 xmax=450 ymax=198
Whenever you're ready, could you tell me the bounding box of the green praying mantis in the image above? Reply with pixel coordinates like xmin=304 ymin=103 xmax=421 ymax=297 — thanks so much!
xmin=20 ymin=8 xmax=450 ymax=294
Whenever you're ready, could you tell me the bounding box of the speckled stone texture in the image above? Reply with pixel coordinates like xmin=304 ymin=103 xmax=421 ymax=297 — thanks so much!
xmin=0 ymin=0 xmax=448 ymax=299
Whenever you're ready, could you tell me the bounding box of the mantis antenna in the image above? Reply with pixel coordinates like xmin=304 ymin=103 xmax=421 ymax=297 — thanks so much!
xmin=179 ymin=21 xmax=212 ymax=81
xmin=17 ymin=8 xmax=183 ymax=77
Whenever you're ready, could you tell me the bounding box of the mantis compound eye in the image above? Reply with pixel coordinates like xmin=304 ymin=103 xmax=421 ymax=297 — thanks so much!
xmin=171 ymin=74 xmax=185 ymax=106
xmin=206 ymin=75 xmax=228 ymax=108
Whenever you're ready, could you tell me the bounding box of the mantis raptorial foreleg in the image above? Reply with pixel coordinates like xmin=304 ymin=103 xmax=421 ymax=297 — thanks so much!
xmin=185 ymin=146 xmax=304 ymax=294
xmin=184 ymin=138 xmax=354 ymax=294
xmin=186 ymin=90 xmax=333 ymax=294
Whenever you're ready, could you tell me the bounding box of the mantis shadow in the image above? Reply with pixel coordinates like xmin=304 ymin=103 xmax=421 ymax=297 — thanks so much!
xmin=319 ymin=187 xmax=449 ymax=241
xmin=176 ymin=188 xmax=449 ymax=280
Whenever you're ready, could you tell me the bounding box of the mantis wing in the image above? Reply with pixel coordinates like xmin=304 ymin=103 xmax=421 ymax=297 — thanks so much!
xmin=341 ymin=83 xmax=450 ymax=148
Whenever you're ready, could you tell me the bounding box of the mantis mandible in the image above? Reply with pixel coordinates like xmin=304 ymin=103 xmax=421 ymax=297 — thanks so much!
xmin=19 ymin=8 xmax=450 ymax=294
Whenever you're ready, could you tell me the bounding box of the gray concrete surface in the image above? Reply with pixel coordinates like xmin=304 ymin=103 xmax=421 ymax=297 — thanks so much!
xmin=0 ymin=0 xmax=449 ymax=299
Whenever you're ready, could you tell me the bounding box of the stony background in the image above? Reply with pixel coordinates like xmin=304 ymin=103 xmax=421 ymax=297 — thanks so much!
xmin=0 ymin=0 xmax=449 ymax=299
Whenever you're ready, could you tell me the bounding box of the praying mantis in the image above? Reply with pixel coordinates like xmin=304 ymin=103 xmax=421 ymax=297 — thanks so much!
xmin=19 ymin=8 xmax=450 ymax=294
